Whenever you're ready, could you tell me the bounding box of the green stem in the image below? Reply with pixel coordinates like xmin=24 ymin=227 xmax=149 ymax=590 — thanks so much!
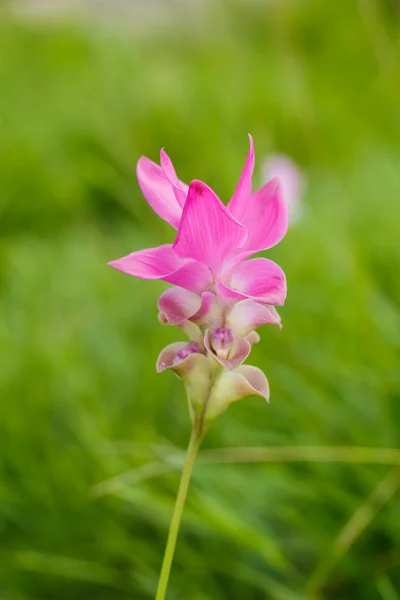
xmin=155 ymin=424 xmax=203 ymax=600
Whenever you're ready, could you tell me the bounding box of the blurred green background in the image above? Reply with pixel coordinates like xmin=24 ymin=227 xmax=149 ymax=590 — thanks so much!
xmin=1 ymin=0 xmax=400 ymax=598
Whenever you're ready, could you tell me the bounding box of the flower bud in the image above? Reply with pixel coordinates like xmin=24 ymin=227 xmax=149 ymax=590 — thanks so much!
xmin=210 ymin=327 xmax=234 ymax=359
xmin=172 ymin=341 xmax=200 ymax=365
xmin=204 ymin=328 xmax=251 ymax=370
xmin=244 ymin=331 xmax=260 ymax=345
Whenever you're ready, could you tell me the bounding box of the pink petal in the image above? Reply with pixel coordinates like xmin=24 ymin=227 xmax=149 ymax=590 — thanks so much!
xmin=160 ymin=148 xmax=188 ymax=208
xmin=108 ymin=244 xmax=213 ymax=294
xmin=136 ymin=156 xmax=182 ymax=228
xmin=226 ymin=300 xmax=282 ymax=335
xmin=158 ymin=287 xmax=202 ymax=325
xmin=231 ymin=178 xmax=288 ymax=258
xmin=192 ymin=291 xmax=216 ymax=322
xmin=218 ymin=258 xmax=286 ymax=305
xmin=228 ymin=134 xmax=255 ymax=216
xmin=204 ymin=329 xmax=251 ymax=370
xmin=173 ymin=180 xmax=247 ymax=272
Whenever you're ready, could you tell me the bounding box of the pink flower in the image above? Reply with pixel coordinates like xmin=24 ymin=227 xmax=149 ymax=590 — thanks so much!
xmin=109 ymin=135 xmax=288 ymax=311
xmin=109 ymin=136 xmax=289 ymax=415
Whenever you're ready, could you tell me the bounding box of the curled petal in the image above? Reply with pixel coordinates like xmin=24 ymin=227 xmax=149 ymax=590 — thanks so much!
xmin=156 ymin=341 xmax=205 ymax=374
xmin=204 ymin=329 xmax=251 ymax=370
xmin=158 ymin=287 xmax=202 ymax=325
xmin=160 ymin=148 xmax=188 ymax=208
xmin=173 ymin=180 xmax=247 ymax=273
xmin=234 ymin=365 xmax=270 ymax=402
xmin=192 ymin=291 xmax=216 ymax=322
xmin=137 ymin=157 xmax=182 ymax=228
xmin=156 ymin=342 xmax=188 ymax=373
xmin=206 ymin=364 xmax=270 ymax=421
xmin=228 ymin=134 xmax=255 ymax=216
xmin=226 ymin=300 xmax=282 ymax=336
xmin=108 ymin=244 xmax=213 ymax=294
xmin=157 ymin=342 xmax=212 ymax=419
xmin=218 ymin=258 xmax=286 ymax=305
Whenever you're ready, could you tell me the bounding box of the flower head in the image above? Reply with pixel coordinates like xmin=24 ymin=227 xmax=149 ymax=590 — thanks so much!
xmin=109 ymin=136 xmax=288 ymax=422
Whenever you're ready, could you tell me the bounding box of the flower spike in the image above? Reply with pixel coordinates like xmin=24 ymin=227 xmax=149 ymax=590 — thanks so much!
xmin=109 ymin=135 xmax=289 ymax=600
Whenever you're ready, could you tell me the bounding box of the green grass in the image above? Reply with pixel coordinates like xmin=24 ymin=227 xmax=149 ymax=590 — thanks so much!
xmin=1 ymin=1 xmax=400 ymax=598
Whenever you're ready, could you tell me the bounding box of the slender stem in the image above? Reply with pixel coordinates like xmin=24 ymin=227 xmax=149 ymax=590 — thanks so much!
xmin=155 ymin=424 xmax=203 ymax=600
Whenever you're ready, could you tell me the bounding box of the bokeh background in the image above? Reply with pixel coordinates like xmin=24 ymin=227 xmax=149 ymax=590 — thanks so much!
xmin=1 ymin=0 xmax=400 ymax=598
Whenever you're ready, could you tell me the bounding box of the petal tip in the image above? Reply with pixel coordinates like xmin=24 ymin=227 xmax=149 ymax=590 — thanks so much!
xmin=189 ymin=179 xmax=206 ymax=196
xmin=108 ymin=259 xmax=122 ymax=271
xmin=159 ymin=147 xmax=168 ymax=163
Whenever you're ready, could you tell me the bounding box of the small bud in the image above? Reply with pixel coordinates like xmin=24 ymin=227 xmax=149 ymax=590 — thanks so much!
xmin=204 ymin=329 xmax=251 ymax=370
xmin=244 ymin=330 xmax=260 ymax=345
xmin=172 ymin=341 xmax=200 ymax=365
xmin=210 ymin=327 xmax=234 ymax=359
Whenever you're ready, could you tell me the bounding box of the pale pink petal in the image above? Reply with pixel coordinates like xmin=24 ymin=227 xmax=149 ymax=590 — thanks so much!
xmin=173 ymin=180 xmax=247 ymax=272
xmin=156 ymin=341 xmax=207 ymax=375
xmin=157 ymin=343 xmax=211 ymax=419
xmin=218 ymin=258 xmax=286 ymax=305
xmin=158 ymin=287 xmax=202 ymax=325
xmin=194 ymin=292 xmax=217 ymax=321
xmin=228 ymin=134 xmax=255 ymax=216
xmin=204 ymin=329 xmax=251 ymax=370
xmin=192 ymin=291 xmax=216 ymax=322
xmin=190 ymin=291 xmax=224 ymax=329
xmin=226 ymin=300 xmax=282 ymax=335
xmin=206 ymin=364 xmax=270 ymax=420
xmin=136 ymin=156 xmax=182 ymax=228
xmin=262 ymin=153 xmax=305 ymax=223
xmin=235 ymin=365 xmax=270 ymax=402
xmin=157 ymin=342 xmax=187 ymax=372
xmin=108 ymin=244 xmax=213 ymax=294
xmin=160 ymin=148 xmax=188 ymax=208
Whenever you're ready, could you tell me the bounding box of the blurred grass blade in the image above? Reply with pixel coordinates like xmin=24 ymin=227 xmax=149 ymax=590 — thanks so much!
xmin=307 ymin=466 xmax=400 ymax=593
xmin=376 ymin=575 xmax=400 ymax=600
